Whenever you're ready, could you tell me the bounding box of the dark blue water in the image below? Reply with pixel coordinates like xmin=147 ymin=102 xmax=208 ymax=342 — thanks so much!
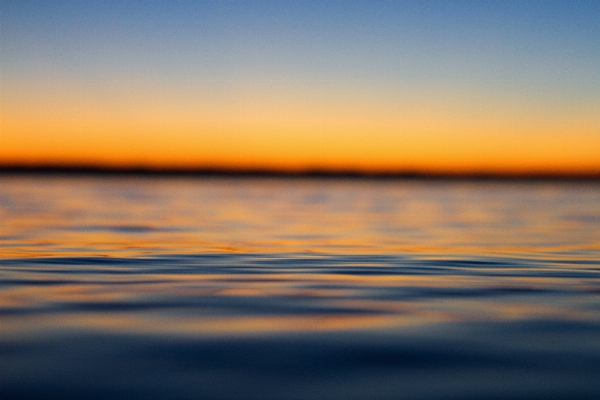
xmin=1 ymin=176 xmax=599 ymax=399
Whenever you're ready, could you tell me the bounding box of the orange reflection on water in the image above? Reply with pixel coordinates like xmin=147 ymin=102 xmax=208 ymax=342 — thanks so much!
xmin=2 ymin=177 xmax=599 ymax=257
xmin=1 ymin=265 xmax=598 ymax=338
xmin=1 ymin=176 xmax=599 ymax=339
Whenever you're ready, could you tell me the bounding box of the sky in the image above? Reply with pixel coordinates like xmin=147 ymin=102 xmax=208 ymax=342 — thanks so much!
xmin=1 ymin=1 xmax=599 ymax=174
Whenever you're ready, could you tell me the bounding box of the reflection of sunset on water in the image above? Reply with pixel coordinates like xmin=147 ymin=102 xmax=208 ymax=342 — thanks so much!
xmin=2 ymin=177 xmax=599 ymax=258
xmin=1 ymin=176 xmax=599 ymax=340
xmin=1 ymin=177 xmax=599 ymax=399
xmin=2 ymin=264 xmax=596 ymax=339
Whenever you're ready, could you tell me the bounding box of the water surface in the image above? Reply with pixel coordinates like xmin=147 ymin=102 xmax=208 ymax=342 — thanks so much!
xmin=1 ymin=176 xmax=599 ymax=399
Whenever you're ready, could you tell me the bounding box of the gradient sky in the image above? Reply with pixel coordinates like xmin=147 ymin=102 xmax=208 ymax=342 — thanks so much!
xmin=2 ymin=1 xmax=599 ymax=173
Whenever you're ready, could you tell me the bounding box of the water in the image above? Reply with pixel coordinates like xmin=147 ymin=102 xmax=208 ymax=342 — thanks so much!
xmin=1 ymin=176 xmax=599 ymax=399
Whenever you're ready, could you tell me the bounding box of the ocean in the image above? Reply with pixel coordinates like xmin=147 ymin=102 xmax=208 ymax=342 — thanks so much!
xmin=1 ymin=175 xmax=599 ymax=399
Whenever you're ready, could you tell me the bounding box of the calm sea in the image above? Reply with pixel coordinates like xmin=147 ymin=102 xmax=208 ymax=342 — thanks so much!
xmin=1 ymin=176 xmax=599 ymax=399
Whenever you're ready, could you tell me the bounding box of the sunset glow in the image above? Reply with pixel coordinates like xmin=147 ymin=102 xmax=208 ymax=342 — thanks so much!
xmin=2 ymin=1 xmax=599 ymax=175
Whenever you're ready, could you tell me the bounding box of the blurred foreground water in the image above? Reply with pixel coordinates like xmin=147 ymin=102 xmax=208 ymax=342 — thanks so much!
xmin=1 ymin=176 xmax=599 ymax=399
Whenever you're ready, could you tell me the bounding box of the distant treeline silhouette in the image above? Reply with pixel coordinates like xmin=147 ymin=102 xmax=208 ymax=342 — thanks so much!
xmin=1 ymin=163 xmax=599 ymax=181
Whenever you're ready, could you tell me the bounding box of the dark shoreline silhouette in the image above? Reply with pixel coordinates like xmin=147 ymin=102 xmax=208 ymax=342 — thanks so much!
xmin=1 ymin=164 xmax=599 ymax=181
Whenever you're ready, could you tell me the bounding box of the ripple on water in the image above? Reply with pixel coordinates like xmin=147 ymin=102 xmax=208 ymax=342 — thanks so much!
xmin=1 ymin=177 xmax=599 ymax=399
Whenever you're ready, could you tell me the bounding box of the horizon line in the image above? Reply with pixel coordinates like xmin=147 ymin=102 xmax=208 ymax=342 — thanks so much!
xmin=1 ymin=163 xmax=599 ymax=181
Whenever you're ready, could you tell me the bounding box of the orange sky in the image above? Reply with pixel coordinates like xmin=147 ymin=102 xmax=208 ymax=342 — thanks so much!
xmin=2 ymin=79 xmax=599 ymax=174
xmin=1 ymin=2 xmax=599 ymax=175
